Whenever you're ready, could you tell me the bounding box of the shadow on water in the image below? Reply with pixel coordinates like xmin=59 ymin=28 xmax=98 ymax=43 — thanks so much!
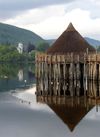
xmin=36 ymin=80 xmax=100 ymax=132
xmin=0 ymin=63 xmax=35 ymax=92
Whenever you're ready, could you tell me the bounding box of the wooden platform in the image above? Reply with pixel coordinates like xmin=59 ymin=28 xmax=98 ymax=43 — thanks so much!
xmin=36 ymin=53 xmax=100 ymax=81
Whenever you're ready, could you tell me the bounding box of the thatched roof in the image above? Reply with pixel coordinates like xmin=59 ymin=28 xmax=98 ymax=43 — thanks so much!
xmin=46 ymin=23 xmax=95 ymax=54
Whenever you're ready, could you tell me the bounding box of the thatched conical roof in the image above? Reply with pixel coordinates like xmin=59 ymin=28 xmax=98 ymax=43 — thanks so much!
xmin=46 ymin=23 xmax=95 ymax=54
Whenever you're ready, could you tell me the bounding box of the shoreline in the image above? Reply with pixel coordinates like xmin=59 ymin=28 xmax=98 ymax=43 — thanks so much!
xmin=11 ymin=85 xmax=36 ymax=104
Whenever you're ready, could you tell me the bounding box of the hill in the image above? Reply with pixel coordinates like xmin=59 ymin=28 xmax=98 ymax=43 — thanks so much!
xmin=46 ymin=37 xmax=100 ymax=48
xmin=45 ymin=39 xmax=55 ymax=45
xmin=0 ymin=22 xmax=100 ymax=49
xmin=0 ymin=22 xmax=45 ymax=46
xmin=85 ymin=37 xmax=100 ymax=48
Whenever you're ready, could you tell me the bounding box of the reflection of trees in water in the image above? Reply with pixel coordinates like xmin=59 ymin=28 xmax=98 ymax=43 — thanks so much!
xmin=28 ymin=71 xmax=35 ymax=79
xmin=0 ymin=63 xmax=35 ymax=92
xmin=0 ymin=64 xmax=19 ymax=78
xmin=26 ymin=64 xmax=35 ymax=80
xmin=28 ymin=64 xmax=35 ymax=74
xmin=0 ymin=63 xmax=35 ymax=79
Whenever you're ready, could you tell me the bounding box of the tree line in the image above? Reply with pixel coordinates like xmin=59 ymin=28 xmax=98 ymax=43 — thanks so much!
xmin=0 ymin=42 xmax=50 ymax=63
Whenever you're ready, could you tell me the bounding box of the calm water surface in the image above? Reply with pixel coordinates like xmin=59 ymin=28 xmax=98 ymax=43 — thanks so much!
xmin=0 ymin=63 xmax=35 ymax=92
xmin=0 ymin=63 xmax=100 ymax=137
xmin=13 ymin=87 xmax=100 ymax=137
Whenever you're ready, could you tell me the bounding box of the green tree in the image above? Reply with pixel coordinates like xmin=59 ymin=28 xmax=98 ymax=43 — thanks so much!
xmin=28 ymin=51 xmax=36 ymax=62
xmin=0 ymin=45 xmax=27 ymax=62
xmin=36 ymin=42 xmax=50 ymax=52
xmin=97 ymin=46 xmax=100 ymax=52
xmin=0 ymin=44 xmax=37 ymax=62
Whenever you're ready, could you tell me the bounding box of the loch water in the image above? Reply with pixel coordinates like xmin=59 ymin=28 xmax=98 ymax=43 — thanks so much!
xmin=0 ymin=63 xmax=100 ymax=137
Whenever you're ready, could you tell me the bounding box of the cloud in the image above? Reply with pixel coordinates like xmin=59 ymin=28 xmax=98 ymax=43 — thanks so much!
xmin=0 ymin=0 xmax=32 ymax=19
xmin=4 ymin=5 xmax=67 ymax=38
xmin=2 ymin=0 xmax=100 ymax=40
xmin=5 ymin=5 xmax=66 ymax=25
xmin=0 ymin=0 xmax=75 ymax=20
xmin=5 ymin=6 xmax=100 ymax=40
xmin=63 ymin=0 xmax=100 ymax=20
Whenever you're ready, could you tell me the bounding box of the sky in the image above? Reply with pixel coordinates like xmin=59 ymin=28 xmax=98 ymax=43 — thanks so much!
xmin=0 ymin=0 xmax=100 ymax=40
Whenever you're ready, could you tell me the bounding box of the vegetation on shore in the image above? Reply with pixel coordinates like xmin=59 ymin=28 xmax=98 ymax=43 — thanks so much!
xmin=0 ymin=42 xmax=49 ymax=63
xmin=0 ymin=45 xmax=36 ymax=63
xmin=0 ymin=63 xmax=35 ymax=79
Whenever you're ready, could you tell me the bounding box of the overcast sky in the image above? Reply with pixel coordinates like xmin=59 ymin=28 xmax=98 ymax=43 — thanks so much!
xmin=0 ymin=0 xmax=100 ymax=40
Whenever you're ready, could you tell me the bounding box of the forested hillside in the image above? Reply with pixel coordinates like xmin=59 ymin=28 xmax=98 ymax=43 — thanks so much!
xmin=0 ymin=22 xmax=45 ymax=46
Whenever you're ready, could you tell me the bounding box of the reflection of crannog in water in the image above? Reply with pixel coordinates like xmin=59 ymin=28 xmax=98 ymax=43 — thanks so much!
xmin=36 ymin=78 xmax=100 ymax=98
xmin=36 ymin=80 xmax=100 ymax=132
xmin=36 ymin=95 xmax=94 ymax=131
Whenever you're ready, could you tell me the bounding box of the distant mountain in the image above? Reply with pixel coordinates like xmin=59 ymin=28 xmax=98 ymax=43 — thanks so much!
xmin=46 ymin=37 xmax=100 ymax=48
xmin=85 ymin=37 xmax=100 ymax=48
xmin=0 ymin=22 xmax=45 ymax=46
xmin=45 ymin=39 xmax=55 ymax=45
xmin=0 ymin=22 xmax=100 ymax=49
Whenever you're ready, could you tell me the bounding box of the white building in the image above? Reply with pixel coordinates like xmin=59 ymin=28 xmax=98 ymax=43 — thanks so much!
xmin=17 ymin=43 xmax=24 ymax=54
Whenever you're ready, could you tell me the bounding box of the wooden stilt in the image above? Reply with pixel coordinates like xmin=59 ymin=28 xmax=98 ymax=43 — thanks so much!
xmin=36 ymin=52 xmax=100 ymax=97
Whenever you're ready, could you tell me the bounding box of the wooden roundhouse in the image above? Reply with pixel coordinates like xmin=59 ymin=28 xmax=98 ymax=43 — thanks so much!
xmin=36 ymin=23 xmax=100 ymax=97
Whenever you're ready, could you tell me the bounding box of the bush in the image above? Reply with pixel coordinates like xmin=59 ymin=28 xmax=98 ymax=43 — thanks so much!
xmin=36 ymin=42 xmax=49 ymax=52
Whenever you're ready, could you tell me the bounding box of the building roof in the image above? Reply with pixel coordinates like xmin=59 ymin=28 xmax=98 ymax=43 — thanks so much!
xmin=46 ymin=23 xmax=95 ymax=54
